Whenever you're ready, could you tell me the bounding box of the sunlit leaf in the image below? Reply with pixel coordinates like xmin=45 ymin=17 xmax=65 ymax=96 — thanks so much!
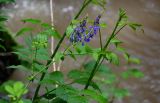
xmin=128 ymin=57 xmax=141 ymax=64
xmin=16 ymin=27 xmax=34 ymax=37
xmin=110 ymin=38 xmax=122 ymax=47
xmin=66 ymin=25 xmax=76 ymax=37
xmin=99 ymin=22 xmax=107 ymax=28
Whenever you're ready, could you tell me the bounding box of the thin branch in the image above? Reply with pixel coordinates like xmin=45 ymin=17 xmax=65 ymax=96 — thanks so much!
xmin=50 ymin=0 xmax=56 ymax=71
xmin=99 ymin=29 xmax=103 ymax=50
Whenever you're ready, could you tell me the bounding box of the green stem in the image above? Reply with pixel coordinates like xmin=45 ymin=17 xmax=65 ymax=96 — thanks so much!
xmin=32 ymin=0 xmax=92 ymax=102
xmin=99 ymin=29 xmax=103 ymax=50
xmin=84 ymin=14 xmax=124 ymax=89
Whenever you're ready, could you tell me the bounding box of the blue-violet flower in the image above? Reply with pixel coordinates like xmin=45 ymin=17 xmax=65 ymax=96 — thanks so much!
xmin=70 ymin=15 xmax=101 ymax=46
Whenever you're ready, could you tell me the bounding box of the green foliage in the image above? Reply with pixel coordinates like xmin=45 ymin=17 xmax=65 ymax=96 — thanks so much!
xmin=121 ymin=68 xmax=144 ymax=79
xmin=41 ymin=71 xmax=64 ymax=85
xmin=4 ymin=82 xmax=28 ymax=103
xmin=16 ymin=27 xmax=34 ymax=37
xmin=0 ymin=0 xmax=15 ymax=4
xmin=91 ymin=0 xmax=107 ymax=9
xmin=53 ymin=85 xmax=88 ymax=103
xmin=0 ymin=99 xmax=8 ymax=103
xmin=0 ymin=44 xmax=6 ymax=51
xmin=84 ymin=60 xmax=110 ymax=73
xmin=112 ymin=88 xmax=130 ymax=99
xmin=128 ymin=23 xmax=142 ymax=31
xmin=22 ymin=18 xmax=41 ymax=24
xmin=0 ymin=1 xmax=144 ymax=103
xmin=0 ymin=15 xmax=8 ymax=22
xmin=81 ymin=89 xmax=107 ymax=103
xmin=68 ymin=69 xmax=88 ymax=80
xmin=8 ymin=65 xmax=29 ymax=72
xmin=105 ymin=52 xmax=119 ymax=65
xmin=66 ymin=25 xmax=76 ymax=37
xmin=99 ymin=22 xmax=107 ymax=28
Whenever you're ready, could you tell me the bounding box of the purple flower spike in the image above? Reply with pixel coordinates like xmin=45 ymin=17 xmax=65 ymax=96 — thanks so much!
xmin=69 ymin=15 xmax=101 ymax=46
xmin=94 ymin=15 xmax=101 ymax=25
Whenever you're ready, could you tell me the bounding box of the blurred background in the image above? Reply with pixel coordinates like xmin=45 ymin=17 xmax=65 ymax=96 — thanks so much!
xmin=0 ymin=0 xmax=160 ymax=103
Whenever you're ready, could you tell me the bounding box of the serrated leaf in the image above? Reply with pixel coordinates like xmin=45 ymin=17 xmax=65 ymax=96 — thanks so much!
xmin=106 ymin=52 xmax=119 ymax=65
xmin=91 ymin=0 xmax=107 ymax=9
xmin=119 ymin=8 xmax=126 ymax=17
xmin=7 ymin=65 xmax=29 ymax=71
xmin=84 ymin=60 xmax=110 ymax=73
xmin=81 ymin=89 xmax=107 ymax=103
xmin=22 ymin=99 xmax=32 ymax=103
xmin=74 ymin=77 xmax=101 ymax=92
xmin=92 ymin=52 xmax=99 ymax=60
xmin=121 ymin=68 xmax=144 ymax=79
xmin=123 ymin=52 xmax=130 ymax=61
xmin=22 ymin=18 xmax=41 ymax=24
xmin=66 ymin=25 xmax=76 ymax=37
xmin=50 ymin=71 xmax=64 ymax=84
xmin=0 ymin=0 xmax=15 ymax=4
xmin=13 ymin=82 xmax=28 ymax=97
xmin=43 ymin=93 xmax=56 ymax=100
xmin=0 ymin=16 xmax=8 ymax=22
xmin=54 ymin=52 xmax=64 ymax=62
xmin=85 ymin=45 xmax=93 ymax=53
xmin=53 ymin=85 xmax=86 ymax=103
xmin=0 ymin=99 xmax=8 ymax=103
xmin=51 ymin=97 xmax=67 ymax=103
xmin=42 ymin=71 xmax=64 ymax=84
xmin=36 ymin=53 xmax=50 ymax=61
xmin=0 ymin=44 xmax=6 ymax=51
xmin=128 ymin=23 xmax=142 ymax=31
xmin=33 ymin=63 xmax=46 ymax=72
xmin=16 ymin=27 xmax=34 ymax=37
xmin=99 ymin=22 xmax=107 ymax=28
xmin=68 ymin=50 xmax=76 ymax=60
xmin=113 ymin=88 xmax=130 ymax=98
xmin=67 ymin=70 xmax=88 ymax=80
xmin=71 ymin=20 xmax=80 ymax=25
xmin=128 ymin=57 xmax=141 ymax=64
xmin=41 ymin=23 xmax=52 ymax=29
xmin=110 ymin=38 xmax=122 ymax=47
xmin=94 ymin=74 xmax=117 ymax=85
xmin=5 ymin=85 xmax=14 ymax=95
xmin=41 ymin=28 xmax=61 ymax=39
xmin=116 ymin=47 xmax=126 ymax=52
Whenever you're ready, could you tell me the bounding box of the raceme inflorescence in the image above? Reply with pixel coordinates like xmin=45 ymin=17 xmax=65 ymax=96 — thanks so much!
xmin=70 ymin=15 xmax=101 ymax=46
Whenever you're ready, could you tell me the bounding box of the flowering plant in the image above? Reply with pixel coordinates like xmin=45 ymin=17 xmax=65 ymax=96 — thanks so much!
xmin=0 ymin=0 xmax=144 ymax=103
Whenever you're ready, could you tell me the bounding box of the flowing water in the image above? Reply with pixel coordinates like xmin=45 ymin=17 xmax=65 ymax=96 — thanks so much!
xmin=5 ymin=0 xmax=160 ymax=103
